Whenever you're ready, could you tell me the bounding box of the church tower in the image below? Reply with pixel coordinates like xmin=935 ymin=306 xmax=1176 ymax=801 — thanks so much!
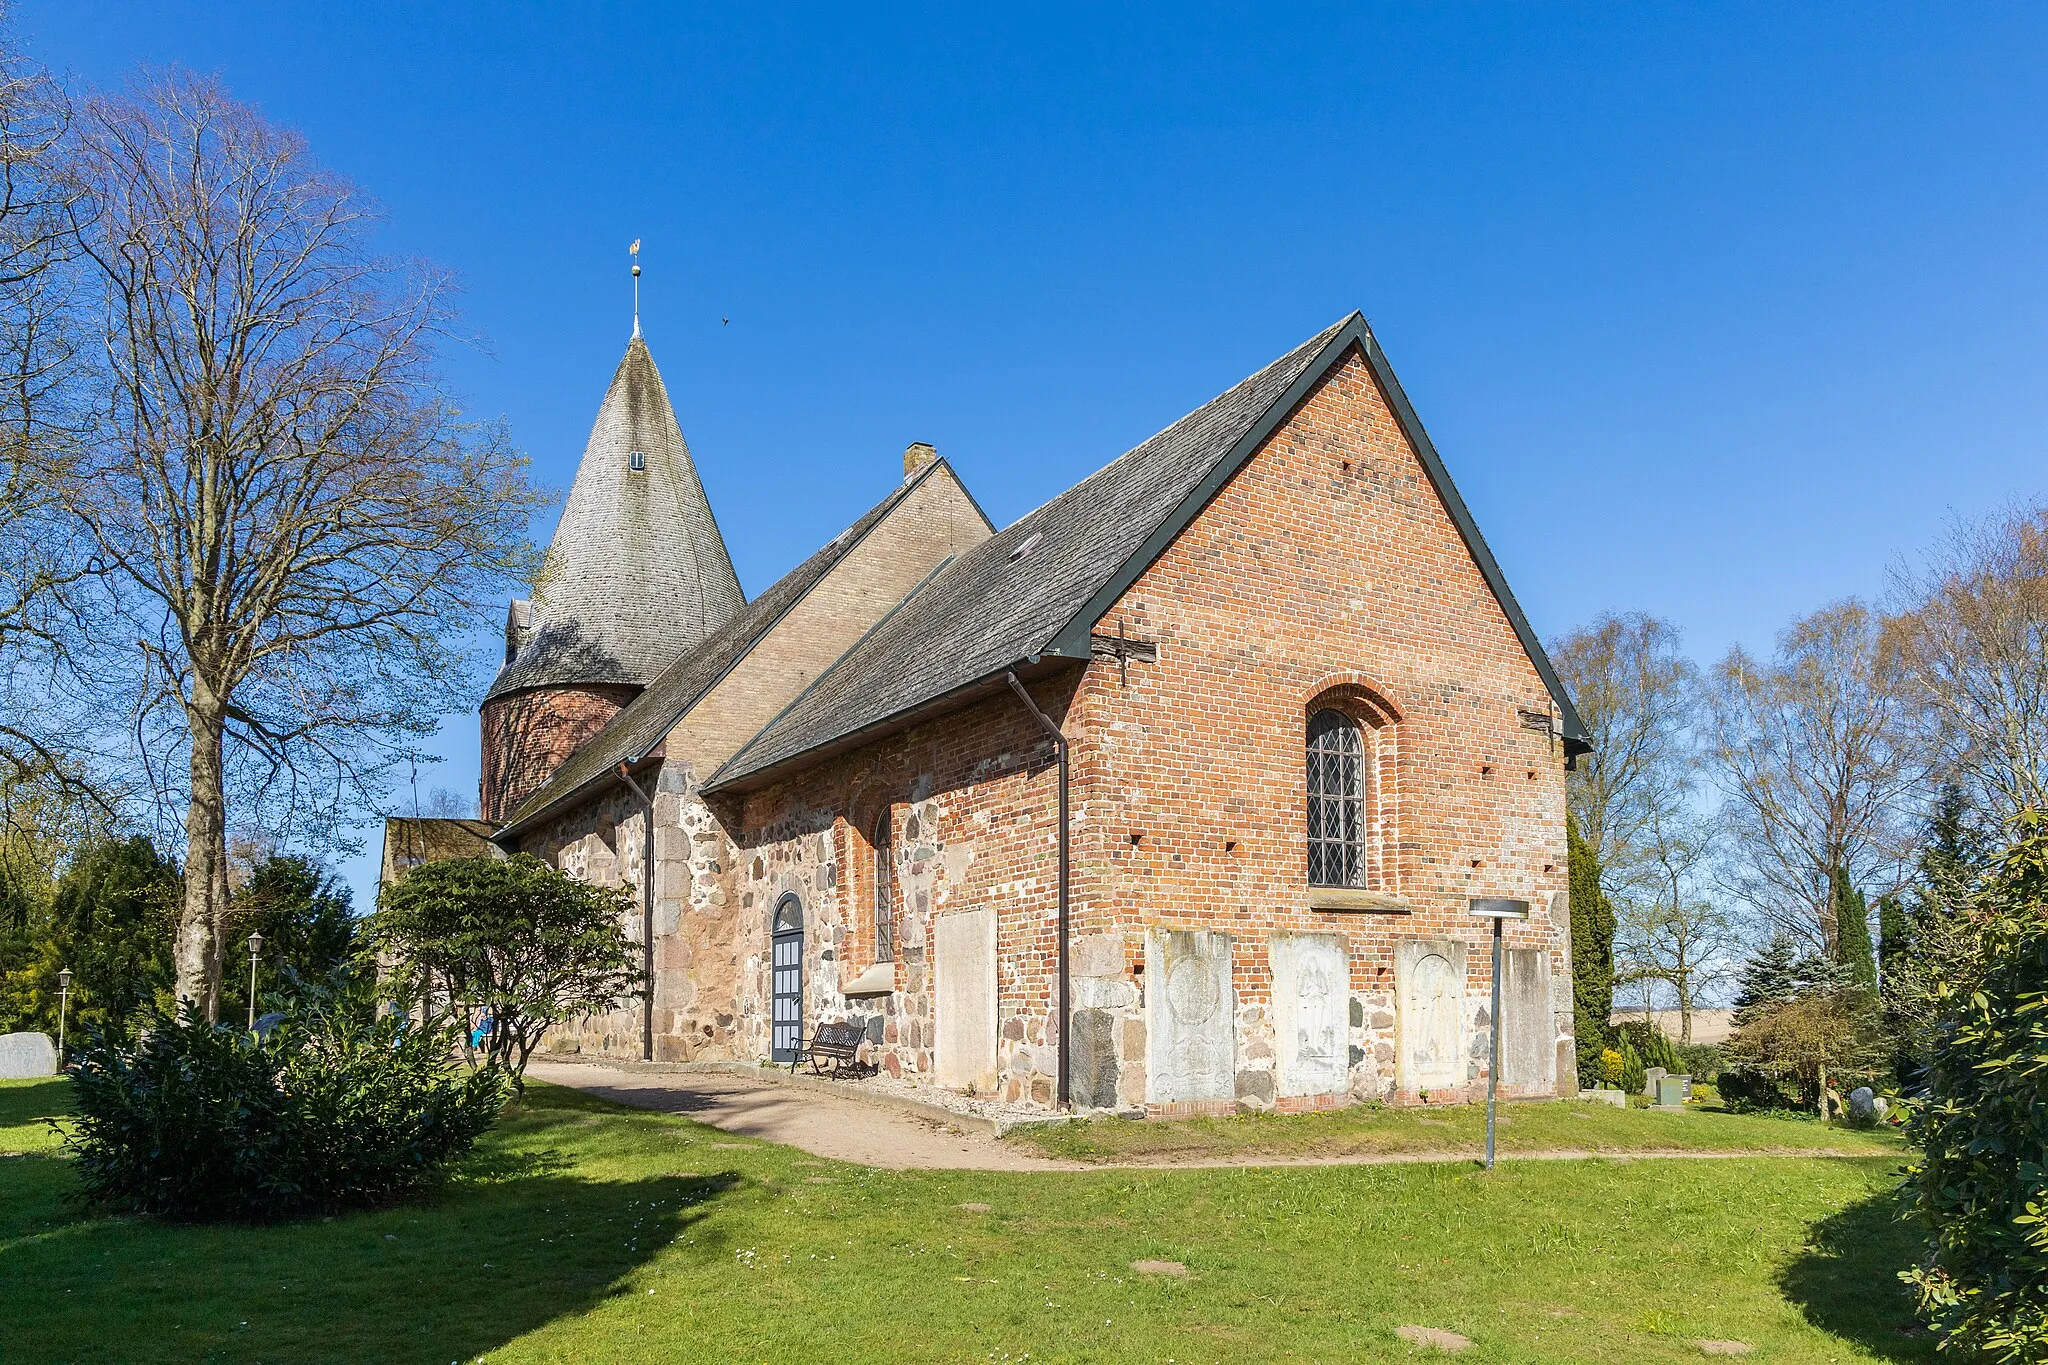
xmin=479 ymin=328 xmax=744 ymax=822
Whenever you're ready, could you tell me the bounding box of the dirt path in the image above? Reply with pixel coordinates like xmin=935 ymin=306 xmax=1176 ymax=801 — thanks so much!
xmin=526 ymin=1059 xmax=1085 ymax=1171
xmin=529 ymin=1060 xmax=1875 ymax=1174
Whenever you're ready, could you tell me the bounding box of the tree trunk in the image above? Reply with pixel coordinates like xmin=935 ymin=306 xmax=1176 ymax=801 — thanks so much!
xmin=174 ymin=702 xmax=227 ymax=1015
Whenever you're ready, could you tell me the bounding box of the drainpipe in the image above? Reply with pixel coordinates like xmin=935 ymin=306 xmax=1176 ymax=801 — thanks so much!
xmin=1005 ymin=671 xmax=1070 ymax=1110
xmin=616 ymin=763 xmax=656 ymax=1062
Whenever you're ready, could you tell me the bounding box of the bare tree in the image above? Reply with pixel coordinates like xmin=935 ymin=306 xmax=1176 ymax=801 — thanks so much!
xmin=1886 ymin=503 xmax=2048 ymax=822
xmin=1611 ymin=810 xmax=1739 ymax=1042
xmin=1548 ymin=612 xmax=1701 ymax=883
xmin=0 ymin=31 xmax=96 ymax=794
xmin=49 ymin=72 xmax=548 ymax=1014
xmin=1709 ymin=600 xmax=1920 ymax=957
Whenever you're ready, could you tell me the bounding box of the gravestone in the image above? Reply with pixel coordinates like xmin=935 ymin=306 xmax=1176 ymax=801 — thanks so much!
xmin=1271 ymin=933 xmax=1348 ymax=1098
xmin=933 ymin=907 xmax=996 ymax=1089
xmin=1147 ymin=929 xmax=1235 ymax=1104
xmin=1845 ymin=1086 xmax=1879 ymax=1128
xmin=1499 ymin=948 xmax=1556 ymax=1092
xmin=1643 ymin=1065 xmax=1666 ymax=1099
xmin=1394 ymin=939 xmax=1465 ymax=1092
xmin=0 ymin=1031 xmax=57 ymax=1078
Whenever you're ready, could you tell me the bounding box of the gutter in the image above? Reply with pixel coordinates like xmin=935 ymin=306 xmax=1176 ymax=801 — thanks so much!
xmin=615 ymin=762 xmax=657 ymax=1062
xmin=1004 ymin=670 xmax=1070 ymax=1111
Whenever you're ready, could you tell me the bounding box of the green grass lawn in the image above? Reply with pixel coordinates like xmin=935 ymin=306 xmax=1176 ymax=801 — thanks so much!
xmin=1007 ymin=1095 xmax=1905 ymax=1165
xmin=1 ymin=1076 xmax=1931 ymax=1363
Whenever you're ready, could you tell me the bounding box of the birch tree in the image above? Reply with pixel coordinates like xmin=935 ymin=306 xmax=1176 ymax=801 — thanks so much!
xmin=1611 ymin=810 xmax=1738 ymax=1042
xmin=51 ymin=72 xmax=548 ymax=1013
xmin=1886 ymin=504 xmax=2048 ymax=822
xmin=1549 ymin=612 xmax=1701 ymax=885
xmin=1709 ymin=600 xmax=1920 ymax=957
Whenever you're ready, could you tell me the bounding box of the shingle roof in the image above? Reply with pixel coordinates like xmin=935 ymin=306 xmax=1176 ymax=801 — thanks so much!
xmin=702 ymin=317 xmax=1354 ymax=791
xmin=495 ymin=463 xmax=961 ymax=834
xmin=485 ymin=335 xmax=745 ymax=701
xmin=705 ymin=313 xmax=1589 ymax=794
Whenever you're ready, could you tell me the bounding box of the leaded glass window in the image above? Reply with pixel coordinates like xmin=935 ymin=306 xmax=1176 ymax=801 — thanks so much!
xmin=872 ymin=813 xmax=895 ymax=963
xmin=1307 ymin=708 xmax=1368 ymax=887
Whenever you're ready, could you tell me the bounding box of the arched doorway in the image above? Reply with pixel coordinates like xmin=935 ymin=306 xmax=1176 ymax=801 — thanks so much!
xmin=770 ymin=893 xmax=804 ymax=1063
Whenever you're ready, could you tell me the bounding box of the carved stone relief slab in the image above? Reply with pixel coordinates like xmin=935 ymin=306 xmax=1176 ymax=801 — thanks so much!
xmin=1271 ymin=933 xmax=1348 ymax=1097
xmin=1146 ymin=929 xmax=1235 ymax=1104
xmin=1395 ymin=937 xmax=1466 ymax=1093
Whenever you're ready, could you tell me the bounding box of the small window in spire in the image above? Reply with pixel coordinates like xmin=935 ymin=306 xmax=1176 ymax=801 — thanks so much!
xmin=628 ymin=449 xmax=646 ymax=472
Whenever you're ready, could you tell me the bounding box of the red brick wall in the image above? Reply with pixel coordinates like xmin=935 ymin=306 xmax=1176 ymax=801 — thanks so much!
xmin=1066 ymin=346 xmax=1573 ymax=1102
xmin=479 ymin=684 xmax=639 ymax=824
xmin=726 ymin=343 xmax=1571 ymax=1109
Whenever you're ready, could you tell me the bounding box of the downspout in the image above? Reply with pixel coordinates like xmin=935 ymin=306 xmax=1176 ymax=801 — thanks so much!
xmin=1005 ymin=671 xmax=1070 ymax=1110
xmin=616 ymin=763 xmax=656 ymax=1062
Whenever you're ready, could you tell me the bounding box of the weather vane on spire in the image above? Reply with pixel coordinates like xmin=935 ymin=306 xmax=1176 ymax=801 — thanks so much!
xmin=629 ymin=238 xmax=642 ymax=338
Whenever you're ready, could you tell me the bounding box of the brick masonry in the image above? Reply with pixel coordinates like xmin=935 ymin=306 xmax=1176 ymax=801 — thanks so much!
xmin=509 ymin=346 xmax=1573 ymax=1112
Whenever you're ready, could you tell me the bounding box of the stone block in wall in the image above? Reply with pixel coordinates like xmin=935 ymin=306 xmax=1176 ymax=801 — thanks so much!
xmin=1395 ymin=937 xmax=1466 ymax=1094
xmin=1271 ymin=932 xmax=1348 ymax=1099
xmin=1071 ymin=932 xmax=1124 ymax=977
xmin=1145 ymin=928 xmax=1235 ymax=1105
xmin=1073 ymin=1010 xmax=1122 ymax=1113
xmin=1072 ymin=976 xmax=1135 ymax=1010
xmin=1500 ymin=947 xmax=1555 ymax=1093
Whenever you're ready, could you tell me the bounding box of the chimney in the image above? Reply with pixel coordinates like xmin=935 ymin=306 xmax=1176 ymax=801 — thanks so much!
xmin=903 ymin=442 xmax=937 ymax=482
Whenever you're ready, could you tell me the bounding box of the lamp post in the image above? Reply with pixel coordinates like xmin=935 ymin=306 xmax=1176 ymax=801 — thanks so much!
xmin=246 ymin=931 xmax=265 ymax=1030
xmin=56 ymin=967 xmax=72 ymax=1058
xmin=1469 ymin=898 xmax=1531 ymax=1170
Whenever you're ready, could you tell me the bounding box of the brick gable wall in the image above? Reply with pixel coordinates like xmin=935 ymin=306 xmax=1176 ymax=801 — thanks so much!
xmin=719 ymin=345 xmax=1572 ymax=1110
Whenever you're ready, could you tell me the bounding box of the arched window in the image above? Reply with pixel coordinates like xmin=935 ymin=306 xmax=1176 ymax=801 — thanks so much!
xmin=872 ymin=812 xmax=895 ymax=963
xmin=1307 ymin=708 xmax=1368 ymax=887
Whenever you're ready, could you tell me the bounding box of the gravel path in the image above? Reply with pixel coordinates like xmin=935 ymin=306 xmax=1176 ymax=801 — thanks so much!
xmin=530 ymin=1060 xmax=1877 ymax=1173
xmin=526 ymin=1059 xmax=1084 ymax=1171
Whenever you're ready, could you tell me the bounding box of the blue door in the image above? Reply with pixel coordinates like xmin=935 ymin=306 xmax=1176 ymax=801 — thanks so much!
xmin=771 ymin=894 xmax=804 ymax=1062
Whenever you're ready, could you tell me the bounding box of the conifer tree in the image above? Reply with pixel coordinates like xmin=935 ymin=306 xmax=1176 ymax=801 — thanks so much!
xmin=1568 ymin=810 xmax=1616 ymax=1086
xmin=1831 ymin=866 xmax=1878 ymax=991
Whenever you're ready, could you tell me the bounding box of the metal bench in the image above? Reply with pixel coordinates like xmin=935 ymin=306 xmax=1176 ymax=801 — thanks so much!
xmin=790 ymin=1020 xmax=874 ymax=1078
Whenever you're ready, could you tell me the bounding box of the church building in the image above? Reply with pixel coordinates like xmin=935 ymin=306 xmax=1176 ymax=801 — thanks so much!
xmin=395 ymin=309 xmax=1590 ymax=1115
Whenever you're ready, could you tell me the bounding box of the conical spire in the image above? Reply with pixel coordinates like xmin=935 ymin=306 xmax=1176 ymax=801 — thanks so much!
xmin=486 ymin=334 xmax=745 ymax=699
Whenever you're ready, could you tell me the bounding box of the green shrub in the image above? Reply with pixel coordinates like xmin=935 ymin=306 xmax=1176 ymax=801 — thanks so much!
xmin=64 ymin=1003 xmax=504 ymax=1222
xmin=1716 ymin=1066 xmax=1793 ymax=1112
xmin=1676 ymin=1042 xmax=1726 ymax=1081
xmin=1618 ymin=1040 xmax=1646 ymax=1096
xmin=1902 ymin=811 xmax=2048 ymax=1360
xmin=1615 ymin=1020 xmax=1683 ymax=1074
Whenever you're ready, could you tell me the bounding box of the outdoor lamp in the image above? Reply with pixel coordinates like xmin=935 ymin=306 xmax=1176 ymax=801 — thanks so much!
xmin=1469 ymin=897 xmax=1531 ymax=1170
xmin=246 ymin=931 xmax=265 ymax=1030
xmin=56 ymin=967 xmax=72 ymax=1057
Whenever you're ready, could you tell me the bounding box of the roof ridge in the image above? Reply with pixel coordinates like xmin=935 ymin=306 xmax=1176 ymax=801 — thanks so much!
xmin=495 ymin=460 xmax=959 ymax=835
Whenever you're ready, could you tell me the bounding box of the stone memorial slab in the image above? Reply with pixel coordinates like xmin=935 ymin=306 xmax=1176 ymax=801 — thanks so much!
xmin=0 ymin=1031 xmax=57 ymax=1078
xmin=1499 ymin=947 xmax=1556 ymax=1092
xmin=933 ymin=907 xmax=996 ymax=1089
xmin=1271 ymin=932 xmax=1348 ymax=1098
xmin=1394 ymin=939 xmax=1465 ymax=1093
xmin=1069 ymin=1007 xmax=1118 ymax=1109
xmin=1846 ymin=1086 xmax=1879 ymax=1128
xmin=1146 ymin=929 xmax=1234 ymax=1105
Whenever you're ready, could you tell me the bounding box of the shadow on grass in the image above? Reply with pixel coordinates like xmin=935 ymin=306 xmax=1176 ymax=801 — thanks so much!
xmin=1778 ymin=1180 xmax=1936 ymax=1363
xmin=0 ymin=1080 xmax=753 ymax=1364
xmin=0 ymin=1074 xmax=70 ymax=1130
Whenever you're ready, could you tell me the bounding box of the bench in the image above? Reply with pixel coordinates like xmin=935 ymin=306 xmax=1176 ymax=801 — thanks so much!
xmin=790 ymin=1020 xmax=875 ymax=1078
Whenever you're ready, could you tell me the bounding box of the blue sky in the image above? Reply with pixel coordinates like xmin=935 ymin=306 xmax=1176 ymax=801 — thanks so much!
xmin=23 ymin=4 xmax=2047 ymax=910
